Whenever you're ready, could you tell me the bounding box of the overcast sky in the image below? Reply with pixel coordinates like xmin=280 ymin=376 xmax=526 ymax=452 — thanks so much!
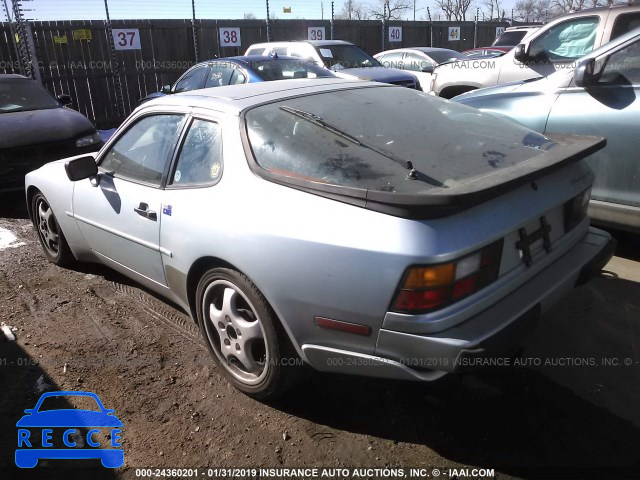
xmin=3 ymin=0 xmax=519 ymax=22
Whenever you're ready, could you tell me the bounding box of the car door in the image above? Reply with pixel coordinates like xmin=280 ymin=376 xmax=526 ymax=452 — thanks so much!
xmin=72 ymin=113 xmax=186 ymax=286
xmin=545 ymin=36 xmax=640 ymax=222
xmin=499 ymin=16 xmax=601 ymax=84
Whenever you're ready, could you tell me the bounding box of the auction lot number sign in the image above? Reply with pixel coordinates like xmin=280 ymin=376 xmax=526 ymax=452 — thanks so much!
xmin=219 ymin=28 xmax=242 ymax=47
xmin=308 ymin=27 xmax=325 ymax=41
xmin=389 ymin=26 xmax=402 ymax=43
xmin=112 ymin=29 xmax=141 ymax=50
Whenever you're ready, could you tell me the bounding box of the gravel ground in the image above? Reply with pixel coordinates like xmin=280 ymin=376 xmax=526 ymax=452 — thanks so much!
xmin=1 ymin=191 xmax=640 ymax=480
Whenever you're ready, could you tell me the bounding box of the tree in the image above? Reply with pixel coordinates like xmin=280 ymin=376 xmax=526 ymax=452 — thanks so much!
xmin=369 ymin=0 xmax=411 ymax=21
xmin=482 ymin=0 xmax=503 ymax=21
xmin=243 ymin=13 xmax=256 ymax=19
xmin=433 ymin=0 xmax=474 ymax=21
xmin=337 ymin=0 xmax=368 ymax=20
xmin=514 ymin=0 xmax=537 ymax=21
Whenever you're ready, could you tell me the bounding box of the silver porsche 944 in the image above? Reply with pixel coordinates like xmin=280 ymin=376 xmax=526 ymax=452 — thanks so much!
xmin=25 ymin=78 xmax=615 ymax=398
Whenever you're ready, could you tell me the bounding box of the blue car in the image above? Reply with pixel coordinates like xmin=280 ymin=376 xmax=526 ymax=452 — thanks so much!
xmin=16 ymin=391 xmax=123 ymax=468
xmin=139 ymin=55 xmax=335 ymax=104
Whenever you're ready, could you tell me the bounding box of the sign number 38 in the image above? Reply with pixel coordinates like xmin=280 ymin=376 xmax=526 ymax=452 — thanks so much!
xmin=219 ymin=27 xmax=242 ymax=47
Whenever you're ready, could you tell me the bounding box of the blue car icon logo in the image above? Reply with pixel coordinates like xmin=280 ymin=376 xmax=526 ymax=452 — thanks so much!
xmin=16 ymin=391 xmax=123 ymax=468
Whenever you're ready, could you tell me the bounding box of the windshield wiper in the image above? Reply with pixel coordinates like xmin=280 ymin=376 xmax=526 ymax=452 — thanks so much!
xmin=279 ymin=106 xmax=445 ymax=187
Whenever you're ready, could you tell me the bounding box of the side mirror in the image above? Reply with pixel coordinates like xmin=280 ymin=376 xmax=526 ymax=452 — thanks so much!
xmin=513 ymin=44 xmax=528 ymax=63
xmin=24 ymin=409 xmax=34 ymax=414
xmin=422 ymin=64 xmax=434 ymax=73
xmin=65 ymin=155 xmax=98 ymax=182
xmin=161 ymin=84 xmax=172 ymax=94
xmin=57 ymin=94 xmax=72 ymax=106
xmin=574 ymin=57 xmax=597 ymax=88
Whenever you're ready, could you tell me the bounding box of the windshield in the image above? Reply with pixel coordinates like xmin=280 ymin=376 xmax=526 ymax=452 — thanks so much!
xmin=250 ymin=59 xmax=334 ymax=80
xmin=427 ymin=50 xmax=467 ymax=64
xmin=314 ymin=44 xmax=382 ymax=69
xmin=492 ymin=30 xmax=529 ymax=47
xmin=245 ymin=86 xmax=557 ymax=196
xmin=0 ymin=78 xmax=60 ymax=113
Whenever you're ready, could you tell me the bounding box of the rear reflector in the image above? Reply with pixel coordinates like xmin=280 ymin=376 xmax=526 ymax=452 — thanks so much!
xmin=315 ymin=317 xmax=372 ymax=336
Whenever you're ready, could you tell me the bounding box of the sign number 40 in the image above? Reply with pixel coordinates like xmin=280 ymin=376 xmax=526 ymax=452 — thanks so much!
xmin=389 ymin=26 xmax=402 ymax=42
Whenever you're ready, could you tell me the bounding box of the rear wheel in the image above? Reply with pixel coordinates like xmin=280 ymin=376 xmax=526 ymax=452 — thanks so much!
xmin=32 ymin=192 xmax=75 ymax=267
xmin=196 ymin=268 xmax=304 ymax=398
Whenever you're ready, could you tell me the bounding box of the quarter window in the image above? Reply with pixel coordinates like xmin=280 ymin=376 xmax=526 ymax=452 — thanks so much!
xmin=170 ymin=119 xmax=222 ymax=186
xmin=529 ymin=17 xmax=599 ymax=62
xmin=230 ymin=69 xmax=247 ymax=85
xmin=611 ymin=12 xmax=640 ymax=41
xmin=100 ymin=115 xmax=184 ymax=186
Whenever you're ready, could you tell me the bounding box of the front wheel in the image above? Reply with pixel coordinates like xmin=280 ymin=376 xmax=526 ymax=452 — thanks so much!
xmin=196 ymin=268 xmax=304 ymax=398
xmin=31 ymin=192 xmax=75 ymax=267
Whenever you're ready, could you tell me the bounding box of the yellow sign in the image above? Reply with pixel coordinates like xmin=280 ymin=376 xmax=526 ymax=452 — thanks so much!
xmin=54 ymin=35 xmax=68 ymax=44
xmin=283 ymin=6 xmax=291 ymax=13
xmin=73 ymin=29 xmax=92 ymax=41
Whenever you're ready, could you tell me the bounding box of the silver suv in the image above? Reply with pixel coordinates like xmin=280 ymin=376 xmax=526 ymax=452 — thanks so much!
xmin=245 ymin=40 xmax=420 ymax=89
xmin=431 ymin=4 xmax=640 ymax=98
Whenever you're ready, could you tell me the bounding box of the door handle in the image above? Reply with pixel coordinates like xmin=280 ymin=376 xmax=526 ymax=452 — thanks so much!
xmin=134 ymin=202 xmax=157 ymax=221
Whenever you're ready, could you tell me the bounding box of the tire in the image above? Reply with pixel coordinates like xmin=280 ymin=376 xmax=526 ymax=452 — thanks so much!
xmin=32 ymin=192 xmax=75 ymax=267
xmin=195 ymin=268 xmax=303 ymax=399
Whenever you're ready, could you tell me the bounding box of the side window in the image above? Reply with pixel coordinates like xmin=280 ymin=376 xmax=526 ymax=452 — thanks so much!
xmin=404 ymin=53 xmax=430 ymax=72
xmin=529 ymin=17 xmax=599 ymax=62
xmin=599 ymin=39 xmax=640 ymax=86
xmin=170 ymin=119 xmax=222 ymax=186
xmin=100 ymin=115 xmax=184 ymax=186
xmin=229 ymin=68 xmax=247 ymax=85
xmin=174 ymin=65 xmax=208 ymax=93
xmin=290 ymin=46 xmax=316 ymax=62
xmin=611 ymin=13 xmax=640 ymax=41
xmin=205 ymin=63 xmax=234 ymax=88
xmin=378 ymin=52 xmax=404 ymax=69
xmin=270 ymin=47 xmax=288 ymax=56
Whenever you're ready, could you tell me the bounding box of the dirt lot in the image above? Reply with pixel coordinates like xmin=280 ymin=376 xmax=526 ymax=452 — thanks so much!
xmin=1 ymin=191 xmax=640 ymax=480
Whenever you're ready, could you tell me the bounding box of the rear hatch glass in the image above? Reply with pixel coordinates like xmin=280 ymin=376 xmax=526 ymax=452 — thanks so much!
xmin=244 ymin=86 xmax=604 ymax=217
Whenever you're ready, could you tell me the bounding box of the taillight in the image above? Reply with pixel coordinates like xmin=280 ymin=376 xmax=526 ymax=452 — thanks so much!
xmin=564 ymin=188 xmax=590 ymax=232
xmin=391 ymin=239 xmax=504 ymax=314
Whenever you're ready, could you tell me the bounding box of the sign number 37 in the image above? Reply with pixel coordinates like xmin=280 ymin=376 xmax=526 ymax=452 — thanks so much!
xmin=112 ymin=29 xmax=141 ymax=50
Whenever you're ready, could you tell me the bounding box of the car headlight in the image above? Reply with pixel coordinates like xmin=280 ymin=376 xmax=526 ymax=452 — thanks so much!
xmin=76 ymin=132 xmax=102 ymax=148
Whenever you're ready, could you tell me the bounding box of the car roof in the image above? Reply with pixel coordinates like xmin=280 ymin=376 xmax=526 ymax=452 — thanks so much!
xmin=142 ymin=78 xmax=383 ymax=115
xmin=249 ymin=40 xmax=353 ymax=48
xmin=376 ymin=47 xmax=460 ymax=54
xmin=196 ymin=55 xmax=303 ymax=66
xmin=0 ymin=74 xmax=28 ymax=80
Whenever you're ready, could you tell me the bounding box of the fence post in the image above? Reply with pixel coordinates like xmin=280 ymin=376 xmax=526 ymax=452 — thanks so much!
xmin=24 ymin=21 xmax=42 ymax=84
xmin=265 ymin=0 xmax=271 ymax=41
xmin=104 ymin=0 xmax=126 ymax=121
xmin=11 ymin=0 xmax=33 ymax=79
xmin=191 ymin=0 xmax=199 ymax=62
xmin=330 ymin=1 xmax=334 ymax=40
xmin=474 ymin=7 xmax=479 ymax=48
xmin=381 ymin=3 xmax=386 ymax=52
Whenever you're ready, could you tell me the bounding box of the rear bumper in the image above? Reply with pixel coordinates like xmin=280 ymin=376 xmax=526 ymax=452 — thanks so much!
xmin=302 ymin=227 xmax=614 ymax=381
